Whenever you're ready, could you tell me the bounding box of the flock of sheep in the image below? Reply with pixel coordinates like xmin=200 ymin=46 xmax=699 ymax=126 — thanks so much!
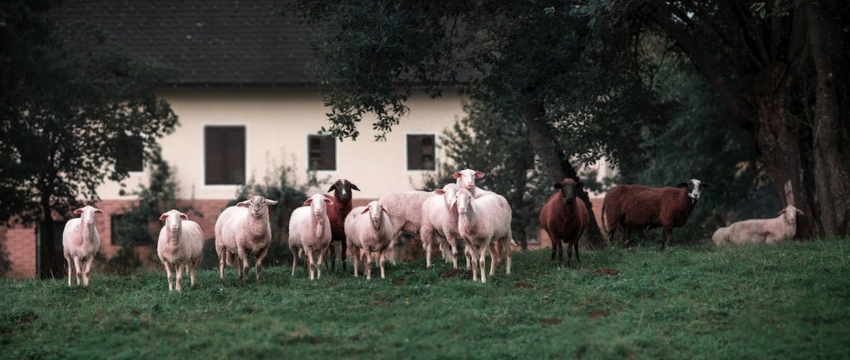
xmin=60 ymin=170 xmax=804 ymax=290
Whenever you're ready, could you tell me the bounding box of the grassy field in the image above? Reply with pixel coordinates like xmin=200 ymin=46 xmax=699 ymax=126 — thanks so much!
xmin=2 ymin=239 xmax=850 ymax=359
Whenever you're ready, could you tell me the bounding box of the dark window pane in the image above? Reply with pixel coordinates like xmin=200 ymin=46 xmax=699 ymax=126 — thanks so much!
xmin=115 ymin=136 xmax=144 ymax=173
xmin=205 ymin=126 xmax=246 ymax=185
xmin=407 ymin=134 xmax=435 ymax=170
xmin=308 ymin=135 xmax=336 ymax=171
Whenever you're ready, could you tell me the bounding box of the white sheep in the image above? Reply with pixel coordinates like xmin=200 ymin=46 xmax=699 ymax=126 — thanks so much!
xmin=712 ymin=205 xmax=804 ymax=245
xmin=344 ymin=200 xmax=394 ymax=279
xmin=62 ymin=206 xmax=103 ymax=287
xmin=453 ymin=188 xmax=513 ymax=283
xmin=377 ymin=190 xmax=432 ymax=263
xmin=420 ymin=183 xmax=462 ymax=268
xmin=157 ymin=209 xmax=204 ymax=291
xmin=215 ymin=195 xmax=278 ymax=285
xmin=453 ymin=168 xmax=493 ymax=198
xmin=288 ymin=193 xmax=333 ymax=280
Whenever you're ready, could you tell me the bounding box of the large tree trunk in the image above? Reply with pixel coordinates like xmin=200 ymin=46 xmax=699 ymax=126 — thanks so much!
xmin=522 ymin=100 xmax=606 ymax=248
xmin=807 ymin=0 xmax=850 ymax=238
xmin=751 ymin=67 xmax=821 ymax=238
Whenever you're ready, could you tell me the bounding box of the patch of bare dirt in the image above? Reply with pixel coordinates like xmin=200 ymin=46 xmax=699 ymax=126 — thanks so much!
xmin=440 ymin=268 xmax=472 ymax=279
xmin=512 ymin=282 xmax=534 ymax=289
xmin=541 ymin=317 xmax=562 ymax=325
xmin=588 ymin=310 xmax=610 ymax=320
xmin=393 ymin=278 xmax=407 ymax=286
xmin=595 ymin=268 xmax=620 ymax=276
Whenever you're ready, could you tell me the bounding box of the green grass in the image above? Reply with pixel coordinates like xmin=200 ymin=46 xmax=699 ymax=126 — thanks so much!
xmin=3 ymin=240 xmax=850 ymax=359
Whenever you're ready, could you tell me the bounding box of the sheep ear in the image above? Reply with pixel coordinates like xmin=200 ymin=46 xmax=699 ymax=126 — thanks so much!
xmin=265 ymin=199 xmax=279 ymax=206
xmin=74 ymin=208 xmax=84 ymax=215
xmin=324 ymin=198 xmax=334 ymax=205
xmin=236 ymin=200 xmax=251 ymax=207
xmin=676 ymin=182 xmax=689 ymax=188
xmin=449 ymin=199 xmax=457 ymax=213
xmin=778 ymin=209 xmax=787 ymax=215
xmin=179 ymin=213 xmax=188 ymax=220
xmin=475 ymin=171 xmax=485 ymax=179
xmin=381 ymin=207 xmax=389 ymax=214
xmin=361 ymin=207 xmax=370 ymax=214
xmin=159 ymin=213 xmax=169 ymax=220
xmin=452 ymin=172 xmax=462 ymax=179
xmin=94 ymin=208 xmax=104 ymax=214
xmin=700 ymin=183 xmax=710 ymax=189
xmin=350 ymin=183 xmax=361 ymax=191
xmin=796 ymin=209 xmax=804 ymax=216
xmin=435 ymin=189 xmax=445 ymax=195
xmin=302 ymin=198 xmax=313 ymax=206
xmin=553 ymin=183 xmax=563 ymax=190
xmin=327 ymin=184 xmax=336 ymax=193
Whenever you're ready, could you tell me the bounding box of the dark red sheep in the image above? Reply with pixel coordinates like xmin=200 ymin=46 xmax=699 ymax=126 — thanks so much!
xmin=539 ymin=178 xmax=589 ymax=266
xmin=323 ymin=179 xmax=360 ymax=270
xmin=601 ymin=179 xmax=708 ymax=250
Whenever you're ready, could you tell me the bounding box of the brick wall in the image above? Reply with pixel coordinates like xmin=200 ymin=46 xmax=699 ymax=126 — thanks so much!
xmin=1 ymin=199 xmax=231 ymax=278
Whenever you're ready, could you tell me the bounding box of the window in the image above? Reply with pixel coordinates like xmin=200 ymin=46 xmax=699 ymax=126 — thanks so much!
xmin=115 ymin=136 xmax=144 ymax=173
xmin=205 ymin=126 xmax=246 ymax=185
xmin=407 ymin=134 xmax=436 ymax=170
xmin=308 ymin=135 xmax=336 ymax=171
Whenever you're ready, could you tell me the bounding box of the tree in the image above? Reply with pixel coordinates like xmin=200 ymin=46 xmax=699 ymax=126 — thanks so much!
xmin=0 ymin=1 xmax=179 ymax=277
xmin=278 ymin=0 xmax=672 ymax=246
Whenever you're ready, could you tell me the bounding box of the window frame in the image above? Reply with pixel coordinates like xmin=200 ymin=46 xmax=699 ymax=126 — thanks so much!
xmin=202 ymin=124 xmax=248 ymax=187
xmin=306 ymin=134 xmax=337 ymax=172
xmin=405 ymin=133 xmax=438 ymax=171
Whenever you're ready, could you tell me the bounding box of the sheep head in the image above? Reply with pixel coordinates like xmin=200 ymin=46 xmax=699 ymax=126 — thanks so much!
xmin=327 ymin=178 xmax=360 ymax=203
xmin=453 ymin=169 xmax=485 ymax=191
xmin=159 ymin=209 xmax=188 ymax=233
xmin=452 ymin=188 xmax=472 ymax=215
xmin=779 ymin=205 xmax=804 ymax=225
xmin=435 ymin=184 xmax=459 ymax=210
xmin=361 ymin=200 xmax=389 ymax=230
xmin=73 ymin=206 xmax=103 ymax=226
xmin=303 ymin=194 xmax=332 ymax=219
xmin=554 ymin=178 xmax=583 ymax=205
xmin=237 ymin=195 xmax=279 ymax=218
xmin=677 ymin=179 xmax=709 ymax=203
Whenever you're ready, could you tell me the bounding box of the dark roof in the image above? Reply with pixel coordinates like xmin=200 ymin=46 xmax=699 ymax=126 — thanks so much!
xmin=59 ymin=0 xmax=316 ymax=86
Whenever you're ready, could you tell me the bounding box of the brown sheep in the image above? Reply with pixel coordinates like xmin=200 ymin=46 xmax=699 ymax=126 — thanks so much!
xmin=601 ymin=179 xmax=708 ymax=250
xmin=539 ymin=178 xmax=589 ymax=266
xmin=324 ymin=179 xmax=360 ymax=271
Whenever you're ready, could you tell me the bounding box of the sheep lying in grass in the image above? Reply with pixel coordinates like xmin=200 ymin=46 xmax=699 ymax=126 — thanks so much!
xmin=215 ymin=195 xmax=278 ymax=285
xmin=453 ymin=188 xmax=513 ymax=283
xmin=62 ymin=206 xmax=103 ymax=287
xmin=420 ymin=184 xmax=462 ymax=268
xmin=712 ymin=205 xmax=804 ymax=245
xmin=157 ymin=209 xmax=204 ymax=291
xmin=602 ymin=179 xmax=708 ymax=250
xmin=289 ymin=193 xmax=333 ymax=280
xmin=345 ymin=201 xmax=393 ymax=279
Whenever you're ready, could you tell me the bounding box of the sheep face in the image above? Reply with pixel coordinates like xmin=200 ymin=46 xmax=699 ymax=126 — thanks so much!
xmin=328 ymin=179 xmax=360 ymax=203
xmin=452 ymin=189 xmax=472 ymax=215
xmin=677 ymin=179 xmax=709 ymax=201
xmin=303 ymin=194 xmax=333 ymax=219
xmin=554 ymin=179 xmax=583 ymax=205
xmin=453 ymin=169 xmax=485 ymax=191
xmin=361 ymin=200 xmax=389 ymax=229
xmin=73 ymin=206 xmax=103 ymax=225
xmin=779 ymin=205 xmax=804 ymax=224
xmin=237 ymin=195 xmax=279 ymax=218
xmin=159 ymin=209 xmax=188 ymax=233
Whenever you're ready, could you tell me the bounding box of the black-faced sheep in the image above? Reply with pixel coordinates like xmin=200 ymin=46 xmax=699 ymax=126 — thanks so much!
xmin=324 ymin=179 xmax=360 ymax=271
xmin=712 ymin=205 xmax=804 ymax=245
xmin=62 ymin=206 xmax=103 ymax=287
xmin=539 ymin=178 xmax=589 ymax=266
xmin=601 ymin=179 xmax=708 ymax=250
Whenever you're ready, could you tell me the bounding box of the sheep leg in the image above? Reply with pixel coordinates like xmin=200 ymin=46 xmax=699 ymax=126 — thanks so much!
xmin=217 ymin=246 xmax=225 ymax=280
xmin=162 ymin=261 xmax=174 ymax=291
xmin=83 ymin=256 xmax=93 ymax=287
xmin=364 ymin=250 xmax=373 ymax=280
xmin=566 ymin=240 xmax=574 ymax=267
xmin=351 ymin=247 xmax=360 ymax=277
xmin=379 ymin=251 xmax=386 ymax=279
xmin=447 ymin=237 xmax=459 ymax=269
xmin=306 ymin=248 xmax=315 ymax=280
xmin=340 ymin=240 xmax=348 ymax=271
xmin=661 ymin=229 xmax=672 ymax=251
xmin=238 ymin=250 xmax=250 ymax=286
xmin=66 ymin=256 xmax=74 ymax=287
xmin=73 ymin=257 xmax=83 ymax=286
xmin=316 ymin=246 xmax=325 ymax=280
xmin=622 ymin=228 xmax=632 ymax=247
xmin=328 ymin=241 xmax=336 ymax=272
xmin=488 ymin=243 xmax=499 ymax=276
xmin=470 ymin=246 xmax=479 ymax=282
xmin=505 ymin=237 xmax=512 ymax=275
xmin=290 ymin=248 xmax=298 ymax=277
xmin=479 ymin=246 xmax=487 ymax=284
xmin=573 ymin=241 xmax=581 ymax=267
xmin=175 ymin=262 xmax=184 ymax=291
xmin=190 ymin=262 xmax=198 ymax=288
xmin=255 ymin=247 xmax=268 ymax=283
